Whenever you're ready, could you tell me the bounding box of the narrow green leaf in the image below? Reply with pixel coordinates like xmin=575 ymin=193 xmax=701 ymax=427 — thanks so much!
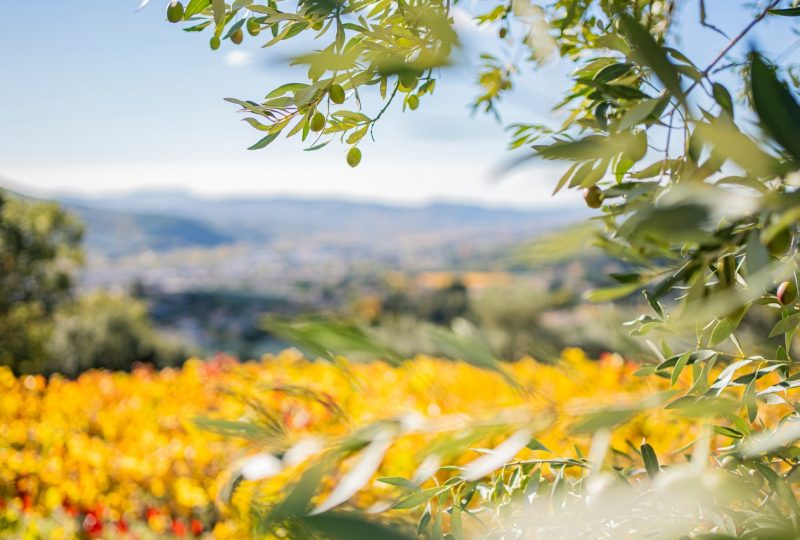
xmin=526 ymin=438 xmax=551 ymax=453
xmin=671 ymin=351 xmax=692 ymax=386
xmin=266 ymin=82 xmax=308 ymax=99
xmin=708 ymin=305 xmax=748 ymax=346
xmin=184 ymin=0 xmax=211 ymax=18
xmin=450 ymin=506 xmax=463 ymax=539
xmin=377 ymin=477 xmax=418 ymax=491
xmin=262 ymin=317 xmax=403 ymax=365
xmin=212 ymin=0 xmax=225 ymax=26
xmin=751 ymin=53 xmax=800 ymax=163
xmin=640 ymin=442 xmax=660 ymax=479
xmin=224 ymin=97 xmax=264 ymax=113
xmin=746 ymin=230 xmax=770 ymax=277
xmin=417 ymin=508 xmax=431 ymax=535
xmin=393 ymin=486 xmax=450 ymax=510
xmin=618 ymin=97 xmax=665 ymax=131
xmin=192 ymin=417 xmax=272 ymax=440
xmin=300 ymin=513 xmax=415 ymax=540
xmin=248 ymin=132 xmax=280 ymax=150
xmin=619 ymin=15 xmax=684 ymax=103
xmin=584 ymin=282 xmax=641 ymax=303
xmin=534 ymin=136 xmax=608 ymax=161
xmin=573 ymin=392 xmax=675 ymax=433
xmin=553 ymin=162 xmax=579 ymax=195
xmin=305 ymin=141 xmax=331 ymax=151
xmin=769 ymin=311 xmax=800 ymax=338
xmin=593 ymin=62 xmax=634 ymax=82
xmin=242 ymin=117 xmax=271 ymax=131
xmin=657 ymin=350 xmax=716 ymax=371
xmin=769 ymin=7 xmax=800 ymax=16
xmin=713 ymin=425 xmax=744 ymax=439
xmin=696 ymin=121 xmax=778 ymax=178
xmin=688 ymin=354 xmax=718 ymax=395
xmin=223 ymin=18 xmax=246 ymax=39
xmin=708 ymin=359 xmax=753 ymax=396
xmin=268 ymin=457 xmax=333 ymax=522
xmin=183 ymin=20 xmax=212 ymax=31
xmin=745 ymin=378 xmax=758 ymax=423
xmin=712 ymin=83 xmax=734 ymax=116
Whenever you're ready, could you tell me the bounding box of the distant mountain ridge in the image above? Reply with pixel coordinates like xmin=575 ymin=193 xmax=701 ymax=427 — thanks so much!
xmin=56 ymin=190 xmax=585 ymax=254
xmin=2 ymin=186 xmax=590 ymax=293
xmin=64 ymin=202 xmax=233 ymax=257
xmin=2 ymin=186 xmax=234 ymax=257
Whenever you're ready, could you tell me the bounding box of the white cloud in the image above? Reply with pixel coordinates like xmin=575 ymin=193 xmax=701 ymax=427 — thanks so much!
xmin=1 ymin=146 xmax=577 ymax=210
xmin=224 ymin=50 xmax=253 ymax=67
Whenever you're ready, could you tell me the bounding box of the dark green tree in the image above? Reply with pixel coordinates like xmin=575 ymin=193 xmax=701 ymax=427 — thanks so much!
xmin=0 ymin=190 xmax=189 ymax=374
xmin=0 ymin=190 xmax=83 ymax=371
xmin=48 ymin=292 xmax=188 ymax=376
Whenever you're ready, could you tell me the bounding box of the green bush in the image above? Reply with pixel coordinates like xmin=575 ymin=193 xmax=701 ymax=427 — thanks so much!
xmin=0 ymin=190 xmax=82 ymax=371
xmin=43 ymin=292 xmax=189 ymax=376
xmin=0 ymin=189 xmax=189 ymax=375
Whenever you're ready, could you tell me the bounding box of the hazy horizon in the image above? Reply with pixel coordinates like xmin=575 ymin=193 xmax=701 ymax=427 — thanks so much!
xmin=1 ymin=174 xmax=584 ymax=211
xmin=2 ymin=1 xmax=792 ymax=210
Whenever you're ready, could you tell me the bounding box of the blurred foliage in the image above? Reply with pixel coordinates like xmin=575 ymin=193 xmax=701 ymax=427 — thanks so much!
xmin=46 ymin=292 xmax=190 ymax=376
xmin=354 ymin=275 xmax=650 ymax=362
xmin=156 ymin=0 xmax=800 ymax=537
xmin=382 ymin=281 xmax=471 ymax=327
xmin=0 ymin=190 xmax=82 ymax=371
xmin=0 ymin=190 xmax=189 ymax=375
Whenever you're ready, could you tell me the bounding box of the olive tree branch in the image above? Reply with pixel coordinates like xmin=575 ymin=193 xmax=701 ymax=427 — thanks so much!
xmin=684 ymin=0 xmax=781 ymax=99
xmin=369 ymin=81 xmax=400 ymax=140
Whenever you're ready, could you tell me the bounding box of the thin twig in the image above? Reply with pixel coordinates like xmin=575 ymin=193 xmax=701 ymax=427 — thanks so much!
xmin=699 ymin=0 xmax=730 ymax=39
xmin=369 ymin=82 xmax=400 ymax=140
xmin=683 ymin=0 xmax=781 ymax=99
xmin=659 ymin=109 xmax=676 ymax=181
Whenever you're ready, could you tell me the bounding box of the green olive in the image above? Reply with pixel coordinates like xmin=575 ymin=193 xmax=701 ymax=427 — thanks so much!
xmin=247 ymin=18 xmax=261 ymax=36
xmin=231 ymin=28 xmax=244 ymax=45
xmin=210 ymin=36 xmax=221 ymax=50
xmin=768 ymin=228 xmax=792 ymax=258
xmin=399 ymin=71 xmax=418 ymax=91
xmin=312 ymin=20 xmax=324 ymax=31
xmin=329 ymin=84 xmax=345 ymax=105
xmin=407 ymin=94 xmax=419 ymax=110
xmin=166 ymin=1 xmax=184 ymax=23
xmin=346 ymin=147 xmax=362 ymax=168
xmin=583 ymin=186 xmax=603 ymax=209
xmin=777 ymin=280 xmax=798 ymax=305
xmin=498 ymin=27 xmax=507 ymax=38
xmin=309 ymin=112 xmax=325 ymax=132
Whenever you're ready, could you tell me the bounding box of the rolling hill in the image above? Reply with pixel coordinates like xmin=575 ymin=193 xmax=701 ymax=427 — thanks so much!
xmin=57 ymin=190 xmax=585 ymax=254
xmin=64 ymin=202 xmax=233 ymax=257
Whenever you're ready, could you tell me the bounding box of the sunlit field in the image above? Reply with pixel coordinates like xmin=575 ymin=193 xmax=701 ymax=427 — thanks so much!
xmin=0 ymin=349 xmax=714 ymax=538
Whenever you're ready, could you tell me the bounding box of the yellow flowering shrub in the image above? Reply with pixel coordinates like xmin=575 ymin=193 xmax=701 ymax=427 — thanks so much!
xmin=0 ymin=349 xmax=779 ymax=538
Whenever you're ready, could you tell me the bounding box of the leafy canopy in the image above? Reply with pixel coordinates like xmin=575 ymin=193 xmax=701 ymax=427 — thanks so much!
xmin=161 ymin=0 xmax=800 ymax=538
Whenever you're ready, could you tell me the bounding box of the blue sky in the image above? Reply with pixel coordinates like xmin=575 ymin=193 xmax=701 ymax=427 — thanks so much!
xmin=0 ymin=1 xmax=795 ymax=207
